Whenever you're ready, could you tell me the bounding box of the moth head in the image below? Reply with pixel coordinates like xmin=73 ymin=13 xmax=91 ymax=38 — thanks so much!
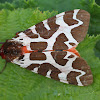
xmin=0 ymin=40 xmax=23 ymax=62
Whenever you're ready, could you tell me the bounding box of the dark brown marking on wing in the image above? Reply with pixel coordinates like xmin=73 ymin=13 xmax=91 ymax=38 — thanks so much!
xmin=18 ymin=55 xmax=24 ymax=60
xmin=72 ymin=57 xmax=93 ymax=86
xmin=71 ymin=10 xmax=90 ymax=42
xmin=64 ymin=11 xmax=78 ymax=26
xmin=24 ymin=29 xmax=38 ymax=38
xmin=68 ymin=54 xmax=74 ymax=58
xmin=38 ymin=63 xmax=61 ymax=81
xmin=30 ymin=52 xmax=46 ymax=60
xmin=15 ymin=31 xmax=23 ymax=35
xmin=14 ymin=35 xmax=19 ymax=38
xmin=51 ymin=51 xmax=68 ymax=66
xmin=67 ymin=71 xmax=81 ymax=85
xmin=26 ymin=64 xmax=40 ymax=70
xmin=53 ymin=33 xmax=68 ymax=50
xmin=69 ymin=43 xmax=76 ymax=46
xmin=35 ymin=16 xmax=60 ymax=39
xmin=30 ymin=42 xmax=47 ymax=50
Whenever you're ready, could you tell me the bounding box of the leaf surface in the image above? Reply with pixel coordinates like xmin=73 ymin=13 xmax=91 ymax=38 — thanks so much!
xmin=0 ymin=8 xmax=100 ymax=100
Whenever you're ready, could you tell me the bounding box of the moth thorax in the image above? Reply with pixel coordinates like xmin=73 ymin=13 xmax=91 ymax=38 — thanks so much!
xmin=0 ymin=40 xmax=23 ymax=62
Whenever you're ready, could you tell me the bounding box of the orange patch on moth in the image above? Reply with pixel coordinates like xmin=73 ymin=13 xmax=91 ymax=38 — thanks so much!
xmin=22 ymin=46 xmax=32 ymax=54
xmin=22 ymin=46 xmax=80 ymax=57
xmin=67 ymin=47 xmax=80 ymax=57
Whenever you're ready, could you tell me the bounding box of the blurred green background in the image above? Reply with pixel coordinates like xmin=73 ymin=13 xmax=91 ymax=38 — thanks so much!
xmin=0 ymin=0 xmax=100 ymax=100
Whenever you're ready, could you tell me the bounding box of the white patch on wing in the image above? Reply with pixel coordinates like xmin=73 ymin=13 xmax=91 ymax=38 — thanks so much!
xmin=46 ymin=70 xmax=52 ymax=78
xmin=29 ymin=26 xmax=39 ymax=35
xmin=32 ymin=67 xmax=39 ymax=73
xmin=56 ymin=12 xmax=65 ymax=18
xmin=71 ymin=9 xmax=83 ymax=28
xmin=73 ymin=69 xmax=85 ymax=86
xmin=58 ymin=73 xmax=68 ymax=83
xmin=43 ymin=20 xmax=50 ymax=30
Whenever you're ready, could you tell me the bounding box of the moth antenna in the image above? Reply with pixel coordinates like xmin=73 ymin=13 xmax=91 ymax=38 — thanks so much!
xmin=0 ymin=61 xmax=7 ymax=74
xmin=0 ymin=42 xmax=4 ymax=44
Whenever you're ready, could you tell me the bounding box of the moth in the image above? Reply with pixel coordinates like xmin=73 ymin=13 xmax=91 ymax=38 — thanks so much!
xmin=0 ymin=9 xmax=93 ymax=86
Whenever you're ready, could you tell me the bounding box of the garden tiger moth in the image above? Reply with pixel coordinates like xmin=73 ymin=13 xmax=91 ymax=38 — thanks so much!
xmin=0 ymin=9 xmax=93 ymax=86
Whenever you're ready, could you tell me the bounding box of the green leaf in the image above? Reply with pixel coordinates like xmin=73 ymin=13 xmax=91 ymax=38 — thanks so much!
xmin=94 ymin=40 xmax=100 ymax=59
xmin=0 ymin=8 xmax=100 ymax=100
xmin=81 ymin=0 xmax=100 ymax=36
xmin=0 ymin=0 xmax=13 ymax=3
xmin=95 ymin=0 xmax=100 ymax=5
xmin=0 ymin=0 xmax=37 ymax=10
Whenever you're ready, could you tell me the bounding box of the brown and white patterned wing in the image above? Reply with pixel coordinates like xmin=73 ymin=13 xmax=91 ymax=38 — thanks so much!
xmin=13 ymin=51 xmax=93 ymax=86
xmin=12 ymin=9 xmax=90 ymax=51
xmin=11 ymin=9 xmax=92 ymax=86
